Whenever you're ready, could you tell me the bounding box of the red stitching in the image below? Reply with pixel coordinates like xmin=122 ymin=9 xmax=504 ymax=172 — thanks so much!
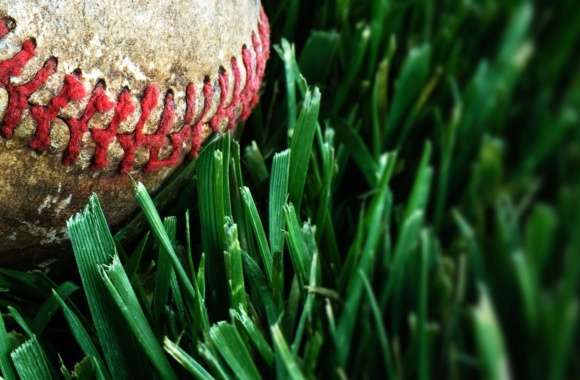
xmin=64 ymin=81 xmax=115 ymax=165
xmin=90 ymin=88 xmax=135 ymax=170
xmin=0 ymin=10 xmax=270 ymax=173
xmin=29 ymin=71 xmax=86 ymax=150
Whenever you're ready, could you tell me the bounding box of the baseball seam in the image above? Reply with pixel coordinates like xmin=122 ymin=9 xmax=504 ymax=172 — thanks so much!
xmin=0 ymin=9 xmax=270 ymax=174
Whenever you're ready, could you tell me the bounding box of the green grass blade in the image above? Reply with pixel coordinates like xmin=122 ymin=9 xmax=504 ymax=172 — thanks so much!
xmin=209 ymin=322 xmax=262 ymax=380
xmin=289 ymin=87 xmax=321 ymax=209
xmin=197 ymin=142 xmax=230 ymax=314
xmin=198 ymin=253 xmax=207 ymax=303
xmin=334 ymin=119 xmax=379 ymax=186
xmin=283 ymin=203 xmax=311 ymax=284
xmin=224 ymin=219 xmax=248 ymax=309
xmin=133 ymin=181 xmax=208 ymax=330
xmin=7 ymin=306 xmax=33 ymax=338
xmin=198 ymin=342 xmax=231 ymax=380
xmin=0 ymin=312 xmax=17 ymax=380
xmin=99 ymin=255 xmax=178 ymax=380
xmin=336 ymin=162 xmax=394 ymax=366
xmin=384 ymin=44 xmax=431 ymax=143
xmin=269 ymin=150 xmax=291 ymax=255
xmin=10 ymin=336 xmax=54 ymax=380
xmin=292 ymin=253 xmax=318 ymax=353
xmin=241 ymin=186 xmax=273 ymax=284
xmin=512 ymin=251 xmax=538 ymax=327
xmin=360 ymin=271 xmax=396 ymax=379
xmin=403 ymin=141 xmax=433 ymax=221
xmin=231 ymin=308 xmax=274 ymax=367
xmin=299 ymin=31 xmax=340 ymax=83
xmin=67 ymin=195 xmax=138 ymax=379
xmin=152 ymin=216 xmax=177 ymax=328
xmin=244 ymin=141 xmax=269 ymax=184
xmin=524 ymin=204 xmax=557 ymax=278
xmin=368 ymin=0 xmax=390 ymax=74
xmin=242 ymin=253 xmax=279 ymax=325
xmin=453 ymin=210 xmax=485 ymax=281
xmin=381 ymin=211 xmax=424 ymax=309
xmin=126 ymin=232 xmax=150 ymax=279
xmin=274 ymin=39 xmax=308 ymax=136
xmin=32 ymin=281 xmax=79 ymax=334
xmin=271 ymin=323 xmax=306 ymax=380
xmin=472 ymin=287 xmax=511 ymax=380
xmin=52 ymin=290 xmax=110 ymax=380
xmin=332 ymin=25 xmax=370 ymax=113
xmin=417 ymin=231 xmax=431 ymax=380
xmin=164 ymin=338 xmax=215 ymax=380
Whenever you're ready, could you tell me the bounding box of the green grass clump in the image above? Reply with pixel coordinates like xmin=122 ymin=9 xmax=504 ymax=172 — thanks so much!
xmin=1 ymin=0 xmax=579 ymax=379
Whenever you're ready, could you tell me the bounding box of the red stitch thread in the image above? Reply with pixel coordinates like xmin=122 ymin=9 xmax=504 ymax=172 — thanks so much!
xmin=91 ymin=88 xmax=135 ymax=169
xmin=1 ymin=57 xmax=57 ymax=138
xmin=226 ymin=57 xmax=243 ymax=130
xmin=210 ymin=67 xmax=230 ymax=133
xmin=63 ymin=81 xmax=114 ymax=165
xmin=0 ymin=17 xmax=15 ymax=38
xmin=29 ymin=71 xmax=86 ymax=150
xmin=0 ymin=38 xmax=36 ymax=84
xmin=143 ymin=90 xmax=178 ymax=172
xmin=189 ymin=77 xmax=215 ymax=159
xmin=0 ymin=11 xmax=270 ymax=173
xmin=117 ymin=84 xmax=160 ymax=173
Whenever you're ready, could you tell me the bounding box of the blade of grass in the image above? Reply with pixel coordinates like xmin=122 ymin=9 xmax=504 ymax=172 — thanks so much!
xmin=164 ymin=338 xmax=215 ymax=380
xmin=99 ymin=255 xmax=179 ymax=380
xmin=453 ymin=210 xmax=485 ymax=281
xmin=336 ymin=158 xmax=395 ymax=366
xmin=134 ymin=181 xmax=208 ymax=331
xmin=152 ymin=216 xmax=177 ymax=328
xmin=384 ymin=44 xmax=431 ymax=144
xmin=68 ymin=194 xmax=139 ymax=380
xmin=271 ymin=323 xmax=306 ymax=380
xmin=269 ymin=150 xmax=291 ymax=255
xmin=472 ymin=286 xmax=511 ymax=380
xmin=360 ymin=271 xmax=396 ymax=379
xmin=292 ymin=253 xmax=319 ymax=353
xmin=283 ymin=204 xmax=311 ymax=284
xmin=198 ymin=342 xmax=231 ymax=380
xmin=417 ymin=230 xmax=431 ymax=380
xmin=334 ymin=119 xmax=379 ymax=187
xmin=224 ymin=219 xmax=248 ymax=309
xmin=31 ymin=281 xmax=79 ymax=334
xmin=403 ymin=141 xmax=433 ymax=221
xmin=274 ymin=39 xmax=308 ymax=136
xmin=368 ymin=0 xmax=390 ymax=74
xmin=7 ymin=306 xmax=33 ymax=338
xmin=242 ymin=253 xmax=279 ymax=325
xmin=208 ymin=322 xmax=262 ymax=380
xmin=0 ymin=312 xmax=17 ymax=380
xmin=244 ymin=141 xmax=269 ymax=184
xmin=230 ymin=308 xmax=274 ymax=367
xmin=380 ymin=211 xmax=424 ymax=315
xmin=332 ymin=25 xmax=371 ymax=113
xmin=197 ymin=139 xmax=230 ymax=315
xmin=241 ymin=186 xmax=273 ymax=284
xmin=10 ymin=336 xmax=54 ymax=380
xmin=289 ymin=87 xmax=321 ymax=209
xmin=299 ymin=30 xmax=340 ymax=83
xmin=52 ymin=290 xmax=109 ymax=380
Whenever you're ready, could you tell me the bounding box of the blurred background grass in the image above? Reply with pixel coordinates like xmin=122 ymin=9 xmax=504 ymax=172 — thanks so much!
xmin=1 ymin=0 xmax=579 ymax=379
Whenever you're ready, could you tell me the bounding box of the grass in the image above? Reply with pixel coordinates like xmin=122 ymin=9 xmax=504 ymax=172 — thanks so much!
xmin=1 ymin=0 xmax=579 ymax=379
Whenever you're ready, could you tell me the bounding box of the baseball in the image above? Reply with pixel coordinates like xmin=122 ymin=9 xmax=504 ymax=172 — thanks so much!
xmin=0 ymin=0 xmax=270 ymax=261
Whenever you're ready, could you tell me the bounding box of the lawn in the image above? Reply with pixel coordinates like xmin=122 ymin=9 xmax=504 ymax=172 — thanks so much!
xmin=1 ymin=0 xmax=579 ymax=379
